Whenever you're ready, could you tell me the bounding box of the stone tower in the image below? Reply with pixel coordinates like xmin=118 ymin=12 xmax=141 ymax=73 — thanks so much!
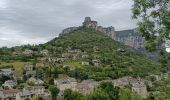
xmin=83 ymin=17 xmax=98 ymax=29
xmin=84 ymin=17 xmax=91 ymax=22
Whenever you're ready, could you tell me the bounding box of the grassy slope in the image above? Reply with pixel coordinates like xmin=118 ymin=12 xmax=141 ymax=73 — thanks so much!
xmin=44 ymin=27 xmax=163 ymax=79
xmin=0 ymin=61 xmax=31 ymax=72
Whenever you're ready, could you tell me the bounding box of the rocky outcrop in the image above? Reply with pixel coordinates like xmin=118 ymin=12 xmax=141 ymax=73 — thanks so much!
xmin=82 ymin=17 xmax=144 ymax=49
xmin=60 ymin=27 xmax=78 ymax=36
xmin=115 ymin=29 xmax=145 ymax=49
xmin=59 ymin=17 xmax=145 ymax=49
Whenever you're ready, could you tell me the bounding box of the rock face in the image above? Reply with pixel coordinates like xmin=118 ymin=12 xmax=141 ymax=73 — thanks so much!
xmin=115 ymin=29 xmax=144 ymax=49
xmin=82 ymin=17 xmax=144 ymax=49
xmin=60 ymin=27 xmax=78 ymax=36
xmin=83 ymin=17 xmax=117 ymax=40
xmin=60 ymin=17 xmax=145 ymax=49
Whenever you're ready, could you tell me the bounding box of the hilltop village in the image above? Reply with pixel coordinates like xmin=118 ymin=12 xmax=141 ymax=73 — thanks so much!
xmin=0 ymin=17 xmax=169 ymax=100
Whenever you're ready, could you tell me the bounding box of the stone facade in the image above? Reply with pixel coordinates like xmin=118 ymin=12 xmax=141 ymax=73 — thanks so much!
xmin=54 ymin=77 xmax=77 ymax=93
xmin=75 ymin=80 xmax=98 ymax=95
xmin=132 ymin=81 xmax=148 ymax=98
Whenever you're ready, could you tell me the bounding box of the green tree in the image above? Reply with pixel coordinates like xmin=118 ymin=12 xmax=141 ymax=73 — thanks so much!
xmin=49 ymin=85 xmax=59 ymax=100
xmin=99 ymin=82 xmax=119 ymax=100
xmin=132 ymin=0 xmax=170 ymax=52
xmin=32 ymin=96 xmax=39 ymax=100
xmin=63 ymin=89 xmax=83 ymax=100
xmin=87 ymin=90 xmax=110 ymax=100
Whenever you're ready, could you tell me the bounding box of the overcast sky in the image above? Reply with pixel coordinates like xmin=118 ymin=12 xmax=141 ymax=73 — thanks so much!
xmin=0 ymin=0 xmax=169 ymax=52
xmin=0 ymin=0 xmax=138 ymax=47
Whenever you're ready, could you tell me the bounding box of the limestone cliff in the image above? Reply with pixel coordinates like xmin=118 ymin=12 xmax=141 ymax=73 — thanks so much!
xmin=60 ymin=17 xmax=145 ymax=49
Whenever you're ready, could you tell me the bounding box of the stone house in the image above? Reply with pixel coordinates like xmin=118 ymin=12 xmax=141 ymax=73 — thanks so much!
xmin=113 ymin=76 xmax=131 ymax=87
xmin=0 ymin=68 xmax=12 ymax=76
xmin=23 ymin=50 xmax=34 ymax=55
xmin=113 ymin=76 xmax=144 ymax=88
xmin=24 ymin=64 xmax=33 ymax=71
xmin=75 ymin=80 xmax=99 ymax=95
xmin=82 ymin=54 xmax=89 ymax=59
xmin=68 ymin=49 xmax=82 ymax=54
xmin=48 ymin=57 xmax=66 ymax=63
xmin=26 ymin=70 xmax=36 ymax=77
xmin=37 ymin=57 xmax=48 ymax=62
xmin=27 ymin=77 xmax=36 ymax=83
xmin=13 ymin=72 xmax=23 ymax=80
xmin=27 ymin=77 xmax=44 ymax=86
xmin=2 ymin=80 xmax=17 ymax=89
xmin=62 ymin=53 xmax=72 ymax=59
xmin=92 ymin=59 xmax=101 ymax=66
xmin=0 ymin=89 xmax=21 ymax=100
xmin=40 ymin=49 xmax=49 ymax=56
xmin=54 ymin=77 xmax=77 ymax=93
xmin=132 ymin=81 xmax=148 ymax=98
xmin=34 ymin=79 xmax=44 ymax=86
xmin=23 ymin=86 xmax=45 ymax=95
xmin=82 ymin=62 xmax=90 ymax=66
xmin=36 ymin=63 xmax=45 ymax=68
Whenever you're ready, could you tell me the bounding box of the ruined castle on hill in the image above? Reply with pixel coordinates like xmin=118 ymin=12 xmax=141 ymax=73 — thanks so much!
xmin=60 ymin=17 xmax=145 ymax=49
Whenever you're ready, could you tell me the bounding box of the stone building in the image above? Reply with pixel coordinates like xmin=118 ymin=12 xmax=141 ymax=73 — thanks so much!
xmin=132 ymin=81 xmax=148 ymax=98
xmin=54 ymin=77 xmax=77 ymax=93
xmin=0 ymin=68 xmax=12 ymax=76
xmin=83 ymin=17 xmax=98 ymax=29
xmin=2 ymin=80 xmax=17 ymax=89
xmin=24 ymin=64 xmax=33 ymax=71
xmin=75 ymin=80 xmax=98 ymax=95
xmin=23 ymin=50 xmax=34 ymax=55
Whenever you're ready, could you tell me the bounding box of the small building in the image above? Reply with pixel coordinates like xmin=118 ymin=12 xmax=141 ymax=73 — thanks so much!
xmin=0 ymin=89 xmax=35 ymax=100
xmin=68 ymin=49 xmax=82 ymax=54
xmin=54 ymin=77 xmax=77 ymax=93
xmin=82 ymin=54 xmax=89 ymax=58
xmin=24 ymin=64 xmax=33 ymax=71
xmin=36 ymin=63 xmax=45 ymax=68
xmin=23 ymin=50 xmax=34 ymax=55
xmin=0 ymin=89 xmax=21 ymax=100
xmin=34 ymin=79 xmax=44 ymax=86
xmin=113 ymin=76 xmax=130 ymax=88
xmin=132 ymin=81 xmax=148 ymax=98
xmin=13 ymin=72 xmax=23 ymax=80
xmin=27 ymin=77 xmax=37 ymax=83
xmin=26 ymin=71 xmax=36 ymax=77
xmin=82 ymin=62 xmax=90 ymax=66
xmin=23 ymin=86 xmax=45 ymax=95
xmin=62 ymin=53 xmax=72 ymax=59
xmin=0 ymin=68 xmax=12 ymax=76
xmin=75 ymin=80 xmax=98 ymax=95
xmin=92 ymin=59 xmax=101 ymax=66
xmin=40 ymin=49 xmax=49 ymax=56
xmin=2 ymin=80 xmax=17 ymax=89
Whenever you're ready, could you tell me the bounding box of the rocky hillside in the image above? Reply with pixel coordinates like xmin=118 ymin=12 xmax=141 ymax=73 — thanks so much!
xmin=42 ymin=27 xmax=163 ymax=80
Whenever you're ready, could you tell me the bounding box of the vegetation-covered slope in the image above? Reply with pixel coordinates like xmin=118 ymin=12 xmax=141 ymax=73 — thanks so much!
xmin=41 ymin=27 xmax=163 ymax=80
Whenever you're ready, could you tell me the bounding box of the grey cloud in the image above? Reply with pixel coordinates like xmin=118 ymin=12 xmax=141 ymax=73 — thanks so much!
xmin=0 ymin=0 xmax=136 ymax=47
